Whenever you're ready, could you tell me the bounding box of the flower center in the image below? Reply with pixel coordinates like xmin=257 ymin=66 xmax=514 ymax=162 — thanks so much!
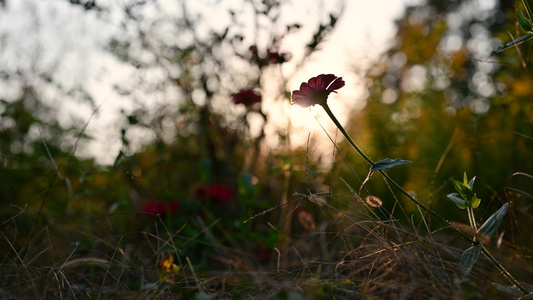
xmin=311 ymin=90 xmax=330 ymax=107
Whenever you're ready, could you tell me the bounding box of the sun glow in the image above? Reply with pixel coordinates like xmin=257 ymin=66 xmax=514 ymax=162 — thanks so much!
xmin=0 ymin=0 xmax=408 ymax=165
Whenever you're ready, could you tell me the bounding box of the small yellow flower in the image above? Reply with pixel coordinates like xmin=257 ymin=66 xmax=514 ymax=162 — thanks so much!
xmin=157 ymin=252 xmax=181 ymax=282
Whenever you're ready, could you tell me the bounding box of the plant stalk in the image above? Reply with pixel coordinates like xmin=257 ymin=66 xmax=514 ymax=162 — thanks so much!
xmin=467 ymin=207 xmax=478 ymax=233
xmin=482 ymin=247 xmax=529 ymax=294
xmin=321 ymin=103 xmax=528 ymax=295
xmin=322 ymin=104 xmax=464 ymax=237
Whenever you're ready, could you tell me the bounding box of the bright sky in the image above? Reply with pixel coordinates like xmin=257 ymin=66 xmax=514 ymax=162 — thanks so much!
xmin=0 ymin=0 xmax=412 ymax=165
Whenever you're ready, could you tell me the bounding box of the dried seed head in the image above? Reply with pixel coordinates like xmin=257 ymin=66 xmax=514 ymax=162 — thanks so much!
xmin=365 ymin=195 xmax=383 ymax=208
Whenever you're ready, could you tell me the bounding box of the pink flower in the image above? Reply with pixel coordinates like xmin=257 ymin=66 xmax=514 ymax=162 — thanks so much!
xmin=142 ymin=200 xmax=180 ymax=218
xmin=231 ymin=89 xmax=262 ymax=107
xmin=291 ymin=74 xmax=345 ymax=108
xmin=195 ymin=184 xmax=235 ymax=204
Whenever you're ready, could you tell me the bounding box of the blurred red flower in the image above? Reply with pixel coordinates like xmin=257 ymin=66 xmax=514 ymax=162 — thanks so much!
xmin=195 ymin=184 xmax=235 ymax=204
xmin=291 ymin=74 xmax=345 ymax=108
xmin=142 ymin=200 xmax=180 ymax=218
xmin=267 ymin=50 xmax=291 ymax=64
xmin=296 ymin=208 xmax=316 ymax=231
xmin=248 ymin=45 xmax=291 ymax=67
xmin=253 ymin=242 xmax=272 ymax=263
xmin=231 ymin=89 xmax=262 ymax=107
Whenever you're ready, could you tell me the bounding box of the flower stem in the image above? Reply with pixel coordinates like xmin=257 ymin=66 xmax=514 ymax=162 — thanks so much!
xmin=322 ymin=103 xmax=459 ymax=236
xmin=322 ymin=103 xmax=528 ymax=295
xmin=322 ymin=104 xmax=375 ymax=166
xmin=467 ymin=207 xmax=478 ymax=233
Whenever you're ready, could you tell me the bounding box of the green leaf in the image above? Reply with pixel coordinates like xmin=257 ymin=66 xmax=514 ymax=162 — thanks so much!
xmin=108 ymin=202 xmax=120 ymax=214
xmin=523 ymin=0 xmax=533 ymax=20
xmin=489 ymin=33 xmax=533 ymax=57
xmin=447 ymin=193 xmax=467 ymax=209
xmin=469 ymin=194 xmax=481 ymax=209
xmin=371 ymin=158 xmax=411 ymax=171
xmin=467 ymin=176 xmax=476 ymax=189
xmin=518 ymin=10 xmax=533 ymax=32
xmin=477 ymin=203 xmax=509 ymax=238
xmin=459 ymin=243 xmax=483 ymax=277
xmin=452 ymin=175 xmax=481 ymax=208
xmin=452 ymin=179 xmax=473 ymax=200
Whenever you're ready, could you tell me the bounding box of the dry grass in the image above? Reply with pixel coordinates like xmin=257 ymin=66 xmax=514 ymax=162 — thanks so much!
xmin=2 ymin=185 xmax=519 ymax=299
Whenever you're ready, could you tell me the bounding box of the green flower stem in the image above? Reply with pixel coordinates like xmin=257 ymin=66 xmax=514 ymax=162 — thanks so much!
xmin=467 ymin=207 xmax=478 ymax=233
xmin=322 ymin=104 xmax=376 ymax=166
xmin=322 ymin=104 xmax=465 ymax=238
xmin=322 ymin=103 xmax=528 ymax=295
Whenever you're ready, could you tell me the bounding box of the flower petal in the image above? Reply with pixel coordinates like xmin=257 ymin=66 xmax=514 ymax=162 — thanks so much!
xmin=291 ymin=91 xmax=313 ymax=108
xmin=326 ymin=77 xmax=345 ymax=92
xmin=320 ymin=74 xmax=337 ymax=87
xmin=291 ymin=74 xmax=345 ymax=108
xmin=299 ymin=82 xmax=313 ymax=95
xmin=291 ymin=97 xmax=310 ymax=107
xmin=307 ymin=76 xmax=321 ymax=90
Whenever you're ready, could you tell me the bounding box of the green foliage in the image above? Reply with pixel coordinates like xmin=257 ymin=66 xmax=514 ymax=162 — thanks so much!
xmin=449 ymin=173 xmax=481 ymax=209
xmin=447 ymin=193 xmax=467 ymax=209
xmin=490 ymin=33 xmax=533 ymax=57
xmin=518 ymin=10 xmax=533 ymax=32
xmin=477 ymin=202 xmax=509 ymax=238
xmin=445 ymin=172 xmax=511 ymax=286
xmin=370 ymin=158 xmax=411 ymax=171
xmin=490 ymin=0 xmax=533 ymax=56
xmin=459 ymin=243 xmax=483 ymax=278
xmin=356 ymin=0 xmax=533 ymax=220
xmin=342 ymin=0 xmax=533 ymax=296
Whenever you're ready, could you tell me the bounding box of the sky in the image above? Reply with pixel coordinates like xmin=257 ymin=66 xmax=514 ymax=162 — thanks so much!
xmin=0 ymin=0 xmax=414 ymax=165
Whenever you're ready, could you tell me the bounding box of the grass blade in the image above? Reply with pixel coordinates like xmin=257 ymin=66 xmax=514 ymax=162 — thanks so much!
xmin=489 ymin=33 xmax=533 ymax=57
xmin=477 ymin=203 xmax=509 ymax=238
xmin=370 ymin=158 xmax=411 ymax=171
